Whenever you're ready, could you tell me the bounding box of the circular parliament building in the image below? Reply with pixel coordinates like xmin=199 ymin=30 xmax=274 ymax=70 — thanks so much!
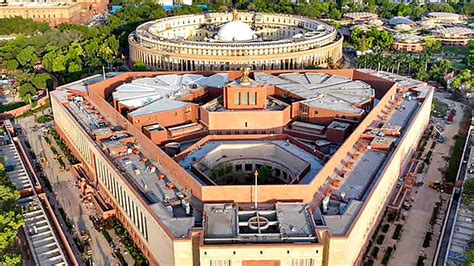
xmin=129 ymin=10 xmax=343 ymax=71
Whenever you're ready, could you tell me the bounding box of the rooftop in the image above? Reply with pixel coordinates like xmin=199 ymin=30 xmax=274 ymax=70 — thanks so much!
xmin=427 ymin=12 xmax=462 ymax=19
xmin=0 ymin=134 xmax=34 ymax=191
xmin=343 ymin=12 xmax=378 ymax=20
xmin=432 ymin=26 xmax=473 ymax=36
xmin=203 ymin=203 xmax=317 ymax=244
xmin=57 ymin=91 xmax=195 ymax=237
xmin=113 ymin=73 xmax=229 ymax=116
xmin=19 ymin=196 xmax=68 ymax=265
xmin=254 ymin=72 xmax=374 ymax=115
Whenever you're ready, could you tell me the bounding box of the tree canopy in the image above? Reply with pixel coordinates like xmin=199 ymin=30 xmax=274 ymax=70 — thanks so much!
xmin=0 ymin=164 xmax=24 ymax=265
xmin=350 ymin=28 xmax=394 ymax=52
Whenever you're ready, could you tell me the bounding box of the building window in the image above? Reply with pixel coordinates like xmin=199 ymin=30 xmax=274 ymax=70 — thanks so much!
xmin=250 ymin=92 xmax=257 ymax=105
xmin=242 ymin=92 xmax=249 ymax=105
xmin=245 ymin=164 xmax=252 ymax=171
xmin=234 ymin=92 xmax=240 ymax=105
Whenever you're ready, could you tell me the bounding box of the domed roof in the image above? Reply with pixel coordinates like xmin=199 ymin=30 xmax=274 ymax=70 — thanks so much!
xmin=389 ymin=17 xmax=414 ymax=26
xmin=217 ymin=20 xmax=256 ymax=42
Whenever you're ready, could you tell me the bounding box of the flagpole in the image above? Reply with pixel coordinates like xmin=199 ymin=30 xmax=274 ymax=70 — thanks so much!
xmin=254 ymin=170 xmax=259 ymax=209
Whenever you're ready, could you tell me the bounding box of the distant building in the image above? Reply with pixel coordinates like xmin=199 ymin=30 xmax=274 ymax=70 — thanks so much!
xmin=343 ymin=12 xmax=378 ymax=23
xmin=392 ymin=34 xmax=425 ymax=52
xmin=432 ymin=26 xmax=473 ymax=46
xmin=129 ymin=11 xmax=343 ymax=70
xmin=0 ymin=0 xmax=108 ymax=26
xmin=424 ymin=12 xmax=465 ymax=25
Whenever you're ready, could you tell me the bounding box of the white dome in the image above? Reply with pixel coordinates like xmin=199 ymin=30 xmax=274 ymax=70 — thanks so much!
xmin=217 ymin=21 xmax=256 ymax=42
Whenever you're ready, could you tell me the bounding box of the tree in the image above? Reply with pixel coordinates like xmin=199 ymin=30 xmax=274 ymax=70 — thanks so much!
xmin=425 ymin=38 xmax=442 ymax=54
xmin=464 ymin=177 xmax=474 ymax=205
xmin=132 ymin=61 xmax=148 ymax=71
xmin=0 ymin=165 xmax=24 ymax=265
xmin=4 ymin=59 xmax=19 ymax=71
xmin=450 ymin=70 xmax=473 ymax=91
xmin=2 ymin=254 xmax=21 ymax=266
xmin=16 ymin=46 xmax=36 ymax=67
xmin=465 ymin=249 xmax=474 ymax=266
xmin=30 ymin=73 xmax=52 ymax=90
xmin=18 ymin=83 xmax=37 ymax=101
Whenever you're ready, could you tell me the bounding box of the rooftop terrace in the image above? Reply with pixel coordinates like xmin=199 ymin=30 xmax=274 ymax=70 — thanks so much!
xmin=58 ymin=91 xmax=195 ymax=237
xmin=203 ymin=203 xmax=318 ymax=244
xmin=254 ymin=72 xmax=374 ymax=115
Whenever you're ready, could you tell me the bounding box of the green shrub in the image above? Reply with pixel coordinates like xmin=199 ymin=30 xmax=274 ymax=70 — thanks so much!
xmin=430 ymin=202 xmax=440 ymax=225
xmin=381 ymin=224 xmax=390 ymax=233
xmin=0 ymin=101 xmax=26 ymax=112
xmin=422 ymin=231 xmax=432 ymax=248
xmin=388 ymin=212 xmax=397 ymax=222
xmin=417 ymin=256 xmax=426 ymax=266
xmin=115 ymin=250 xmax=127 ymax=266
xmin=382 ymin=247 xmax=393 ymax=265
xmin=376 ymin=234 xmax=385 ymax=245
xmin=392 ymin=224 xmax=403 ymax=240
xmin=102 ymin=230 xmax=113 ymax=244
xmin=371 ymin=246 xmax=379 ymax=258
xmin=36 ymin=114 xmax=53 ymax=124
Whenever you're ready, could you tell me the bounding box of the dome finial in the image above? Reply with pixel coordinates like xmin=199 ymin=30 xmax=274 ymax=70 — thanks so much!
xmin=232 ymin=9 xmax=239 ymax=21
xmin=241 ymin=67 xmax=251 ymax=86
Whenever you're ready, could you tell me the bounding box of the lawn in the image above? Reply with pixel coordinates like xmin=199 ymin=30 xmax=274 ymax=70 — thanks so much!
xmin=446 ymin=108 xmax=471 ymax=182
xmin=0 ymin=101 xmax=26 ymax=112
xmin=442 ymin=46 xmax=469 ymax=56
xmin=431 ymin=98 xmax=449 ymax=118
xmin=36 ymin=114 xmax=53 ymax=124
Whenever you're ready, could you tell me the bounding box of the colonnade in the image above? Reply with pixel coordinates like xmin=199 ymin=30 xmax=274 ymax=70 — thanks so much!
xmin=130 ymin=36 xmax=343 ymax=71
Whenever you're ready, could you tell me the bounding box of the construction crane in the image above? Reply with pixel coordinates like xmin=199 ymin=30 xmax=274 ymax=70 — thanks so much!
xmin=431 ymin=123 xmax=446 ymax=143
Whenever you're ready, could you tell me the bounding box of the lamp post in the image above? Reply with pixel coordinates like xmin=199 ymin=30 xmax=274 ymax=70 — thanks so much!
xmin=254 ymin=170 xmax=259 ymax=209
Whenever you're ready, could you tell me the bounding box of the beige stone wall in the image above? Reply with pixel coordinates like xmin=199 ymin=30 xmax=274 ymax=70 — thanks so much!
xmin=0 ymin=3 xmax=83 ymax=26
xmin=51 ymin=92 xmax=180 ymax=266
xmin=200 ymin=244 xmax=324 ymax=266
xmin=326 ymin=88 xmax=433 ymax=265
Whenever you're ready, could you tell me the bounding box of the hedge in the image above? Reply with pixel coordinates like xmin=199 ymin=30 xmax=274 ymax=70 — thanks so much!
xmin=392 ymin=224 xmax=403 ymax=240
xmin=382 ymin=247 xmax=393 ymax=265
xmin=381 ymin=224 xmax=390 ymax=233
xmin=371 ymin=246 xmax=379 ymax=258
xmin=376 ymin=234 xmax=385 ymax=245
xmin=422 ymin=231 xmax=433 ymax=248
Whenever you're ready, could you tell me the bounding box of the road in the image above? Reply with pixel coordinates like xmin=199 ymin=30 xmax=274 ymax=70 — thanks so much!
xmin=16 ymin=114 xmax=125 ymax=266
xmin=390 ymin=92 xmax=465 ymax=265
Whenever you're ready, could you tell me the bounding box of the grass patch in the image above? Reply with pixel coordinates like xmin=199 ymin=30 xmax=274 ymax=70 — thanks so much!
xmin=16 ymin=99 xmax=50 ymax=118
xmin=446 ymin=108 xmax=471 ymax=182
xmin=36 ymin=114 xmax=53 ymax=124
xmin=442 ymin=46 xmax=469 ymax=56
xmin=0 ymin=101 xmax=26 ymax=112
xmin=431 ymin=98 xmax=449 ymax=118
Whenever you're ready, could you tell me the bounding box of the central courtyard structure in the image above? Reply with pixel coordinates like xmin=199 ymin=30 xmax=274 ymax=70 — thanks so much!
xmin=51 ymin=69 xmax=433 ymax=265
